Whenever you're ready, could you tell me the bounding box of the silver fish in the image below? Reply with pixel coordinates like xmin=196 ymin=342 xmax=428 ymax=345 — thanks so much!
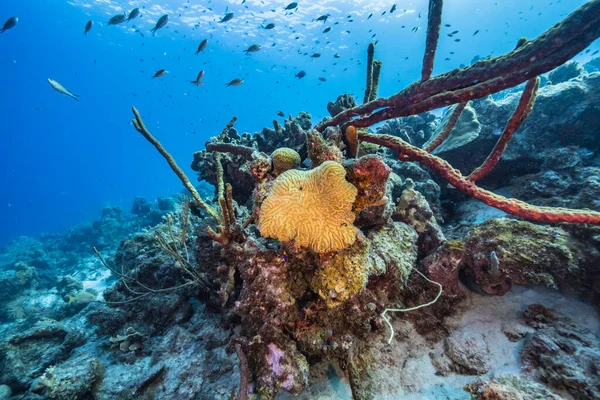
xmin=48 ymin=79 xmax=80 ymax=101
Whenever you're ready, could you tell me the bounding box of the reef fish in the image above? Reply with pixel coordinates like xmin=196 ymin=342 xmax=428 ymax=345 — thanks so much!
xmin=108 ymin=14 xmax=126 ymax=25
xmin=152 ymin=69 xmax=168 ymax=78
xmin=84 ymin=20 xmax=93 ymax=35
xmin=68 ymin=291 xmax=96 ymax=306
xmin=244 ymin=44 xmax=260 ymax=53
xmin=277 ymin=111 xmax=285 ymax=117
xmin=284 ymin=2 xmax=298 ymax=10
xmin=295 ymin=70 xmax=306 ymax=79
xmin=47 ymin=78 xmax=80 ymax=101
xmin=226 ymin=78 xmax=244 ymax=87
xmin=151 ymin=14 xmax=168 ymax=35
xmin=190 ymin=70 xmax=204 ymax=86
xmin=316 ymin=14 xmax=329 ymax=23
xmin=220 ymin=12 xmax=234 ymax=23
xmin=0 ymin=17 xmax=18 ymax=33
xmin=195 ymin=39 xmax=208 ymax=55
xmin=126 ymin=8 xmax=140 ymax=22
xmin=263 ymin=23 xmax=275 ymax=29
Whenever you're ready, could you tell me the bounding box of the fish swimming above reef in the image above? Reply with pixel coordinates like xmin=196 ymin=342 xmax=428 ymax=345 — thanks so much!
xmin=47 ymin=78 xmax=80 ymax=101
xmin=1 ymin=16 xmax=18 ymax=33
xmin=195 ymin=39 xmax=208 ymax=55
xmin=315 ymin=14 xmax=329 ymax=23
xmin=220 ymin=12 xmax=234 ymax=23
xmin=295 ymin=70 xmax=306 ymax=79
xmin=108 ymin=14 xmax=126 ymax=25
xmin=84 ymin=20 xmax=93 ymax=35
xmin=152 ymin=69 xmax=168 ymax=78
xmin=190 ymin=70 xmax=204 ymax=86
xmin=126 ymin=8 xmax=140 ymax=22
xmin=263 ymin=22 xmax=275 ymax=29
xmin=284 ymin=2 xmax=298 ymax=11
xmin=151 ymin=14 xmax=168 ymax=35
xmin=68 ymin=291 xmax=96 ymax=306
xmin=277 ymin=111 xmax=285 ymax=117
xmin=226 ymin=78 xmax=244 ymax=87
xmin=244 ymin=44 xmax=261 ymax=53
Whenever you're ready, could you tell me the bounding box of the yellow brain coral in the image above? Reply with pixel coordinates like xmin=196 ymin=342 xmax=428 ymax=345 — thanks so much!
xmin=271 ymin=147 xmax=302 ymax=175
xmin=259 ymin=161 xmax=358 ymax=253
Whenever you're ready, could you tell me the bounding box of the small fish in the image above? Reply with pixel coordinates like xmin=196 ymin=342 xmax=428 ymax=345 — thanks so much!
xmin=367 ymin=13 xmax=373 ymax=20
xmin=68 ymin=291 xmax=96 ymax=306
xmin=295 ymin=70 xmax=306 ymax=79
xmin=318 ymin=77 xmax=326 ymax=82
xmin=390 ymin=4 xmax=397 ymax=13
xmin=592 ymin=50 xmax=599 ymax=56
xmin=108 ymin=14 xmax=126 ymax=25
xmin=220 ymin=12 xmax=234 ymax=23
xmin=226 ymin=78 xmax=244 ymax=87
xmin=263 ymin=22 xmax=275 ymax=29
xmin=454 ymin=38 xmax=461 ymax=42
xmin=284 ymin=2 xmax=298 ymax=11
xmin=316 ymin=14 xmax=329 ymax=23
xmin=152 ymin=69 xmax=168 ymax=78
xmin=323 ymin=27 xmax=331 ymax=33
xmin=151 ymin=14 xmax=168 ymax=35
xmin=244 ymin=44 xmax=261 ymax=53
xmin=334 ymin=53 xmax=341 ymax=58
xmin=190 ymin=70 xmax=204 ymax=86
xmin=195 ymin=39 xmax=208 ymax=55
xmin=451 ymin=30 xmax=459 ymax=34
xmin=277 ymin=111 xmax=285 ymax=117
xmin=0 ymin=17 xmax=18 ymax=33
xmin=311 ymin=53 xmax=321 ymax=58
xmin=473 ymin=29 xmax=480 ymax=36
xmin=84 ymin=20 xmax=93 ymax=35
xmin=445 ymin=24 xmax=451 ymax=27
xmin=126 ymin=8 xmax=140 ymax=22
xmin=48 ymin=78 xmax=80 ymax=101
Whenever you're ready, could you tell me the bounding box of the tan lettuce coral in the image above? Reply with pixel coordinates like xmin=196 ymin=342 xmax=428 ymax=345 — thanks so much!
xmin=259 ymin=161 xmax=358 ymax=253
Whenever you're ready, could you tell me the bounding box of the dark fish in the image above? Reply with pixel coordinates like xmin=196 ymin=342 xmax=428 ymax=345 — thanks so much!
xmin=263 ymin=22 xmax=275 ymax=29
xmin=390 ymin=4 xmax=397 ymax=13
xmin=334 ymin=53 xmax=341 ymax=58
xmin=220 ymin=12 xmax=234 ymax=23
xmin=323 ymin=27 xmax=331 ymax=33
xmin=284 ymin=2 xmax=298 ymax=10
xmin=367 ymin=13 xmax=373 ymax=20
xmin=84 ymin=20 xmax=93 ymax=35
xmin=592 ymin=50 xmax=599 ymax=56
xmin=195 ymin=39 xmax=208 ymax=55
xmin=244 ymin=44 xmax=260 ymax=53
xmin=108 ymin=14 xmax=126 ymax=25
xmin=473 ymin=29 xmax=479 ymax=36
xmin=311 ymin=53 xmax=320 ymax=58
xmin=0 ymin=16 xmax=17 ymax=33
xmin=445 ymin=24 xmax=451 ymax=27
xmin=381 ymin=11 xmax=386 ymax=16
xmin=454 ymin=38 xmax=461 ymax=42
xmin=451 ymin=30 xmax=458 ymax=34
xmin=226 ymin=78 xmax=244 ymax=87
xmin=277 ymin=111 xmax=285 ymax=117
xmin=295 ymin=70 xmax=306 ymax=79
xmin=151 ymin=14 xmax=168 ymax=35
xmin=126 ymin=8 xmax=140 ymax=22
xmin=318 ymin=77 xmax=326 ymax=82
xmin=152 ymin=69 xmax=168 ymax=78
xmin=316 ymin=14 xmax=329 ymax=22
xmin=190 ymin=70 xmax=204 ymax=86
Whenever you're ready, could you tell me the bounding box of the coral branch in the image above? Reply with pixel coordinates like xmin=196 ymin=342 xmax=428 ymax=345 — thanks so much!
xmin=206 ymin=142 xmax=256 ymax=160
xmin=369 ymin=60 xmax=382 ymax=102
xmin=363 ymin=43 xmax=375 ymax=104
xmin=467 ymin=77 xmax=540 ymax=182
xmin=359 ymin=132 xmax=600 ymax=225
xmin=131 ymin=107 xmax=219 ymax=220
xmin=219 ymin=116 xmax=238 ymax=139
xmin=421 ymin=0 xmax=444 ymax=82
xmin=424 ymin=102 xmax=466 ymax=153
xmin=316 ymin=0 xmax=600 ymax=131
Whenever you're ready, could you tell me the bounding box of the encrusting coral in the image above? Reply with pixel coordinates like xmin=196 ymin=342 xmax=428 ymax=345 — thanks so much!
xmin=259 ymin=161 xmax=358 ymax=253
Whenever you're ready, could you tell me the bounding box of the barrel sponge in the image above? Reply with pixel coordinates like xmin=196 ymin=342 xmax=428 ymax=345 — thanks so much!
xmin=271 ymin=147 xmax=301 ymax=175
xmin=259 ymin=161 xmax=358 ymax=253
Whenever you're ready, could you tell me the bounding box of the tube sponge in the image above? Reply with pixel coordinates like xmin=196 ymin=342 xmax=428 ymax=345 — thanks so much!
xmin=259 ymin=161 xmax=358 ymax=253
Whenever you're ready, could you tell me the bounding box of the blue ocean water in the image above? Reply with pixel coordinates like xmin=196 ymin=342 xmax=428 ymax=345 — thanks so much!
xmin=0 ymin=0 xmax=594 ymax=247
